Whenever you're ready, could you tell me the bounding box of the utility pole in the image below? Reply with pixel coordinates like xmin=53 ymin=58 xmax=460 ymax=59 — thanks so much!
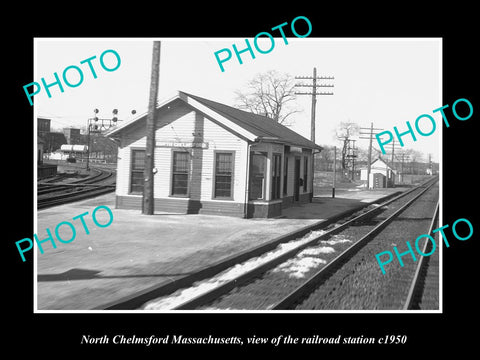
xmin=346 ymin=139 xmax=357 ymax=181
xmin=295 ymin=68 xmax=334 ymax=201
xmin=332 ymin=146 xmax=337 ymax=198
xmin=399 ymin=152 xmax=405 ymax=183
xmin=382 ymin=138 xmax=396 ymax=188
xmin=142 ymin=41 xmax=161 ymax=215
xmin=390 ymin=138 xmax=395 ymax=187
xmin=360 ymin=123 xmax=383 ymax=189
xmin=428 ymin=153 xmax=432 ymax=175
xmin=395 ymin=151 xmax=410 ymax=184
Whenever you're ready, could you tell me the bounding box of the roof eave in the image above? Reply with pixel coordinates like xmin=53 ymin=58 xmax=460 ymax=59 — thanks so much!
xmin=105 ymin=92 xmax=182 ymax=137
xmin=254 ymin=136 xmax=323 ymax=151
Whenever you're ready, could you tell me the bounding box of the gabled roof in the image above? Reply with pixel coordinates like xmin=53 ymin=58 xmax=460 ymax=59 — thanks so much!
xmin=371 ymin=158 xmax=397 ymax=173
xmin=107 ymin=91 xmax=322 ymax=151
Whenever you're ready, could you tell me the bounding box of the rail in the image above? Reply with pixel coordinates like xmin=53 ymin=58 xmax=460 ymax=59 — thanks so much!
xmin=37 ymin=168 xmax=115 ymax=210
xmin=403 ymin=201 xmax=439 ymax=310
xmin=137 ymin=176 xmax=438 ymax=310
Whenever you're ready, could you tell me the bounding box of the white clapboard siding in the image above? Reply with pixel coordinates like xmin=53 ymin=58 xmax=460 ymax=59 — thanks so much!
xmin=116 ymin=145 xmax=130 ymax=197
xmin=116 ymin=101 xmax=247 ymax=203
xmin=200 ymin=115 xmax=247 ymax=202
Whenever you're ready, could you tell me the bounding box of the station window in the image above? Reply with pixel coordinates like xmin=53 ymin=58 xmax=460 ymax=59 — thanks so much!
xmin=249 ymin=152 xmax=267 ymax=200
xmin=214 ymin=152 xmax=234 ymax=199
xmin=130 ymin=149 xmax=145 ymax=194
xmin=303 ymin=156 xmax=308 ymax=192
xmin=271 ymin=154 xmax=282 ymax=200
xmin=283 ymin=156 xmax=288 ymax=195
xmin=172 ymin=151 xmax=190 ymax=196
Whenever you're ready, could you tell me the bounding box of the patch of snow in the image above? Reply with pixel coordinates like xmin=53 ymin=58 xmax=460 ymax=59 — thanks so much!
xmin=298 ymin=246 xmax=335 ymax=256
xmin=320 ymin=234 xmax=352 ymax=245
xmin=143 ymin=230 xmax=327 ymax=310
xmin=274 ymin=257 xmax=327 ymax=278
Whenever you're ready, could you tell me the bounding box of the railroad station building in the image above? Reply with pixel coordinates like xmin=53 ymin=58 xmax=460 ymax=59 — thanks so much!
xmin=107 ymin=91 xmax=322 ymax=218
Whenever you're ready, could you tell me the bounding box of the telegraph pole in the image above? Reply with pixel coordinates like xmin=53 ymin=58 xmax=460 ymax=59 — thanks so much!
xmin=395 ymin=151 xmax=410 ymax=184
xmin=428 ymin=153 xmax=432 ymax=175
xmin=295 ymin=68 xmax=334 ymax=200
xmin=360 ymin=123 xmax=383 ymax=189
xmin=382 ymin=138 xmax=396 ymax=188
xmin=143 ymin=41 xmax=161 ymax=215
xmin=346 ymin=139 xmax=357 ymax=181
xmin=295 ymin=68 xmax=334 ymax=143
xmin=332 ymin=146 xmax=337 ymax=198
xmin=390 ymin=138 xmax=395 ymax=187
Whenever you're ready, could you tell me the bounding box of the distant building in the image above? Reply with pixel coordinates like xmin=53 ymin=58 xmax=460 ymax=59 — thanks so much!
xmin=37 ymin=118 xmax=58 ymax=178
xmin=37 ymin=136 xmax=45 ymax=165
xmin=360 ymin=158 xmax=396 ymax=188
xmin=38 ymin=117 xmax=51 ymax=136
xmin=37 ymin=117 xmax=67 ymax=152
xmin=45 ymin=132 xmax=67 ymax=152
xmin=107 ymin=91 xmax=322 ymax=218
xmin=64 ymin=128 xmax=81 ymax=145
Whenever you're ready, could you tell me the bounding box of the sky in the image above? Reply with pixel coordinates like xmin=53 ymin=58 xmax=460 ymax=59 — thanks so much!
xmin=34 ymin=37 xmax=441 ymax=162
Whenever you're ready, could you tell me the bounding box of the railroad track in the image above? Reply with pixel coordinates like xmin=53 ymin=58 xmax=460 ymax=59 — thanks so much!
xmin=38 ymin=172 xmax=71 ymax=184
xmin=37 ymin=168 xmax=111 ymax=195
xmin=277 ymin=184 xmax=439 ymax=311
xmin=37 ymin=168 xmax=115 ymax=209
xmin=403 ymin=202 xmax=439 ymax=310
xmin=135 ymin=176 xmax=438 ymax=311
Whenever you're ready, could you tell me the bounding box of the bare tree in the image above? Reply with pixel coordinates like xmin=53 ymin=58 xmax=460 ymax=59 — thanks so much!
xmin=335 ymin=121 xmax=359 ymax=170
xmin=405 ymin=149 xmax=424 ymax=174
xmin=315 ymin=145 xmax=334 ymax=171
xmin=355 ymin=146 xmax=369 ymax=163
xmin=235 ymin=70 xmax=300 ymax=125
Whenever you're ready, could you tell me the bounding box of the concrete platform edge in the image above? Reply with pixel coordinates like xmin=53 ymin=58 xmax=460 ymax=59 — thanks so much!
xmin=97 ymin=191 xmax=402 ymax=310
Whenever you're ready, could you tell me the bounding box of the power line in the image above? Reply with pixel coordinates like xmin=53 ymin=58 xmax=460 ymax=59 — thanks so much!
xmin=359 ymin=123 xmax=383 ymax=189
xmin=294 ymin=67 xmax=334 ymax=201
xmin=294 ymin=68 xmax=334 ymax=144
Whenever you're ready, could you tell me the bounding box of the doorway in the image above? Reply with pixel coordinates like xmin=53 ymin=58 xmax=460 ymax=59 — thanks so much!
xmin=294 ymin=157 xmax=301 ymax=201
